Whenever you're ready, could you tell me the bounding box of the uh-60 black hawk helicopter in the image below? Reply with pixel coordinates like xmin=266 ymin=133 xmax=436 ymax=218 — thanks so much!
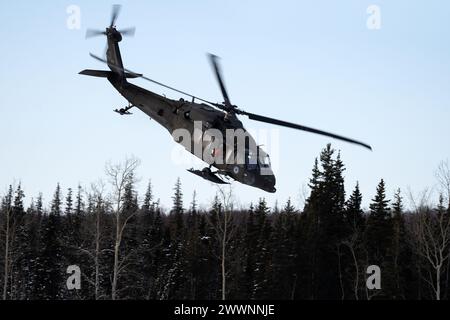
xmin=80 ymin=5 xmax=372 ymax=193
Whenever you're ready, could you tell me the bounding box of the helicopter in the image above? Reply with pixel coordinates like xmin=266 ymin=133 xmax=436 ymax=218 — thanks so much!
xmin=80 ymin=5 xmax=372 ymax=193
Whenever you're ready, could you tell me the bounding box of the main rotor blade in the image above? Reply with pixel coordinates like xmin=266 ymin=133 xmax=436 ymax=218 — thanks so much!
xmin=208 ymin=54 xmax=232 ymax=108
xmin=86 ymin=29 xmax=106 ymax=38
xmin=242 ymin=111 xmax=372 ymax=150
xmin=88 ymin=53 xmax=217 ymax=106
xmin=118 ymin=27 xmax=136 ymax=37
xmin=110 ymin=4 xmax=121 ymax=27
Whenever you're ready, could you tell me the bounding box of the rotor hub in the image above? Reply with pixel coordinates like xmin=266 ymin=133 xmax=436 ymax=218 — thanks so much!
xmin=107 ymin=28 xmax=123 ymax=42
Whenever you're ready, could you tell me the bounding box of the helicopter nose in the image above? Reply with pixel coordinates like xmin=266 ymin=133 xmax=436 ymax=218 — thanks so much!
xmin=261 ymin=175 xmax=276 ymax=193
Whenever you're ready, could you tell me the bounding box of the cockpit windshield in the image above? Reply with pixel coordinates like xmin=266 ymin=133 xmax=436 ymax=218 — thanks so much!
xmin=259 ymin=153 xmax=271 ymax=167
xmin=244 ymin=148 xmax=271 ymax=169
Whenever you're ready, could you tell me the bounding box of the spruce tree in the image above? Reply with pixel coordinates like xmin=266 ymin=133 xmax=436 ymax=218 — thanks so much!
xmin=75 ymin=185 xmax=84 ymax=215
xmin=163 ymin=178 xmax=188 ymax=299
xmin=65 ymin=188 xmax=73 ymax=216
xmin=184 ymin=196 xmax=202 ymax=299
xmin=302 ymin=144 xmax=347 ymax=299
xmin=391 ymin=189 xmax=413 ymax=299
xmin=243 ymin=203 xmax=257 ymax=298
xmin=366 ymin=179 xmax=392 ymax=258
xmin=346 ymin=182 xmax=364 ymax=232
xmin=170 ymin=178 xmax=184 ymax=241
xmin=342 ymin=183 xmax=366 ymax=300
xmin=36 ymin=193 xmax=44 ymax=217
xmin=365 ymin=179 xmax=395 ymax=299
xmin=10 ymin=184 xmax=27 ymax=299
xmin=252 ymin=198 xmax=272 ymax=299
xmin=271 ymin=199 xmax=298 ymax=299
xmin=37 ymin=184 xmax=64 ymax=300
xmin=25 ymin=196 xmax=43 ymax=299
xmin=142 ymin=180 xmax=154 ymax=213
xmin=63 ymin=188 xmax=76 ymax=278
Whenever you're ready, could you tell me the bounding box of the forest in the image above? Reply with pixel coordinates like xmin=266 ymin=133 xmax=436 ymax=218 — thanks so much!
xmin=0 ymin=144 xmax=449 ymax=300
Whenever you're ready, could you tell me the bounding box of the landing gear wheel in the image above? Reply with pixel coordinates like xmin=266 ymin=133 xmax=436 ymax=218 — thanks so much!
xmin=233 ymin=165 xmax=240 ymax=175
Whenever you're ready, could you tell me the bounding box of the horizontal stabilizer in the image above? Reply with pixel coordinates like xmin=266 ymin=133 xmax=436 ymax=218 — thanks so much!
xmin=79 ymin=70 xmax=111 ymax=78
xmin=79 ymin=69 xmax=142 ymax=79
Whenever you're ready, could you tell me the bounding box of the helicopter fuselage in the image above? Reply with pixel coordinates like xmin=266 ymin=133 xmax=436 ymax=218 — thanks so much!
xmin=107 ymin=73 xmax=277 ymax=193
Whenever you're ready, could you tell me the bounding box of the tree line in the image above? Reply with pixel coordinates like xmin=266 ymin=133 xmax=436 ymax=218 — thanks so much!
xmin=0 ymin=145 xmax=449 ymax=300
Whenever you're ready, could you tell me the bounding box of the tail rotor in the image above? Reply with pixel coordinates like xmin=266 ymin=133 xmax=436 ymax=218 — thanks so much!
xmin=85 ymin=5 xmax=135 ymax=39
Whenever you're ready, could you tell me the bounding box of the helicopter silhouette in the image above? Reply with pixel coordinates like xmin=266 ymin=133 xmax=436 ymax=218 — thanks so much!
xmin=80 ymin=5 xmax=372 ymax=193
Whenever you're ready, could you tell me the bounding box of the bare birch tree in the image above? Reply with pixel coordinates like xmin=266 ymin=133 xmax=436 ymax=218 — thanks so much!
xmin=91 ymin=183 xmax=104 ymax=300
xmin=206 ymin=185 xmax=237 ymax=300
xmin=436 ymin=160 xmax=450 ymax=205
xmin=435 ymin=160 xmax=450 ymax=298
xmin=105 ymin=157 xmax=141 ymax=300
xmin=73 ymin=182 xmax=107 ymax=300
xmin=341 ymin=231 xmax=362 ymax=300
xmin=409 ymin=189 xmax=450 ymax=300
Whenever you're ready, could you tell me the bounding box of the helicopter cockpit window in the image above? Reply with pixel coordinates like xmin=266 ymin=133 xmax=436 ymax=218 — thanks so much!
xmin=259 ymin=153 xmax=271 ymax=167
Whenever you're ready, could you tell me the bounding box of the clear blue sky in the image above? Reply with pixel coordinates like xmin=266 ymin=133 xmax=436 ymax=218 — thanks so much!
xmin=1 ymin=1 xmax=449 ymax=211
